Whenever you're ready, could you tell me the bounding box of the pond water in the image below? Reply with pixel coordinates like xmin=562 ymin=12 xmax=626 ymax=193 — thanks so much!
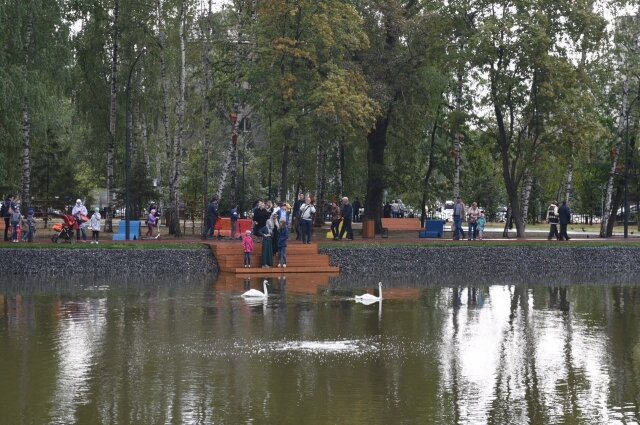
xmin=1 ymin=274 xmax=640 ymax=425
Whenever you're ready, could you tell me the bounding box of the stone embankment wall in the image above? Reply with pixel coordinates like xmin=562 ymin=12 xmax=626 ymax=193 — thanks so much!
xmin=2 ymin=246 xmax=640 ymax=284
xmin=321 ymin=246 xmax=640 ymax=285
xmin=0 ymin=248 xmax=217 ymax=276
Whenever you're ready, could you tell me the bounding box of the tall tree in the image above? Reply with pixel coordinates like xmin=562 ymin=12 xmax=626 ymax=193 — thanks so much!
xmin=106 ymin=0 xmax=120 ymax=232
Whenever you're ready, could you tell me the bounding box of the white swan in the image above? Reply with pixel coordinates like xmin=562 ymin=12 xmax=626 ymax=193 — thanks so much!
xmin=242 ymin=279 xmax=268 ymax=298
xmin=355 ymin=282 xmax=382 ymax=303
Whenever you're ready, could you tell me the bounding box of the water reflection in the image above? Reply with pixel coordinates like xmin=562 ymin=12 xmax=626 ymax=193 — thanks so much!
xmin=1 ymin=276 xmax=640 ymax=424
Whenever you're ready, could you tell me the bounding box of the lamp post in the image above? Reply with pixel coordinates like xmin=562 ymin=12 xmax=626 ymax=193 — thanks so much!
xmin=125 ymin=47 xmax=146 ymax=241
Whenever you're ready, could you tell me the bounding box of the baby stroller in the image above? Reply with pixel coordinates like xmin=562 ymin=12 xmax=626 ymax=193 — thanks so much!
xmin=51 ymin=214 xmax=76 ymax=243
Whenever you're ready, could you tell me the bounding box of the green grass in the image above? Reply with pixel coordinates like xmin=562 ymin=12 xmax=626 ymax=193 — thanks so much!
xmin=319 ymin=240 xmax=640 ymax=249
xmin=0 ymin=242 xmax=207 ymax=250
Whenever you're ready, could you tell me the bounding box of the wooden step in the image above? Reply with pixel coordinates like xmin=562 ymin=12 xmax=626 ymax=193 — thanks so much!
xmin=215 ymin=273 xmax=339 ymax=294
xmin=217 ymin=257 xmax=330 ymax=269
xmin=206 ymin=240 xmax=339 ymax=275
xmin=209 ymin=242 xmax=319 ymax=255
xmin=229 ymin=266 xmax=340 ymax=274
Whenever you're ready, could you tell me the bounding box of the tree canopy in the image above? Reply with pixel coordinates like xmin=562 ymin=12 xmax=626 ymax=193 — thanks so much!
xmin=0 ymin=0 xmax=636 ymax=237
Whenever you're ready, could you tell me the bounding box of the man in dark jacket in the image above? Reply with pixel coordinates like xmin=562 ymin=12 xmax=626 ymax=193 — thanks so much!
xmin=292 ymin=193 xmax=304 ymax=240
xmin=352 ymin=198 xmax=361 ymax=222
xmin=558 ymin=200 xmax=571 ymax=241
xmin=339 ymin=197 xmax=354 ymax=240
xmin=202 ymin=197 xmax=218 ymax=239
xmin=2 ymin=194 xmax=15 ymax=241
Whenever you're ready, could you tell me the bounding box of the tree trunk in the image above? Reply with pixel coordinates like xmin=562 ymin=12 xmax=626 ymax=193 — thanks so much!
xmin=156 ymin=0 xmax=170 ymax=199
xmin=565 ymin=155 xmax=574 ymax=204
xmin=106 ymin=0 xmax=120 ymax=232
xmin=21 ymin=103 xmax=31 ymax=211
xmin=520 ymin=168 xmax=533 ymax=228
xmin=491 ymin=67 xmax=524 ymax=237
xmin=338 ymin=136 xmax=345 ymax=196
xmin=201 ymin=2 xmax=212 ymax=220
xmin=600 ymin=76 xmax=628 ymax=237
xmin=169 ymin=0 xmax=186 ymax=236
xmin=421 ymin=104 xmax=441 ymax=226
xmin=365 ymin=116 xmax=389 ymax=233
xmin=280 ymin=127 xmax=292 ymax=201
xmin=314 ymin=138 xmax=326 ymax=227
xmin=230 ymin=107 xmax=242 ymax=206
xmin=452 ymin=66 xmax=464 ymax=199
xmin=216 ymin=135 xmax=234 ymax=201
xmin=607 ymin=183 xmax=624 ymax=237
xmin=21 ymin=6 xmax=33 ymax=211
xmin=141 ymin=113 xmax=151 ymax=178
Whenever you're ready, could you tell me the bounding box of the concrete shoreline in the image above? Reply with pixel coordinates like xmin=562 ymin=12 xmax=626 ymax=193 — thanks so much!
xmin=2 ymin=246 xmax=640 ymax=283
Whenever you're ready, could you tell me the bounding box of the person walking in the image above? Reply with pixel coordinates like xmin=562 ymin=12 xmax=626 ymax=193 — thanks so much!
xmin=546 ymin=201 xmax=560 ymax=241
xmin=2 ymin=194 xmax=15 ymax=241
xmin=558 ymin=200 xmax=571 ymax=241
xmin=202 ymin=197 xmax=219 ymax=239
xmin=146 ymin=208 xmax=158 ymax=238
xmin=452 ymin=197 xmax=465 ymax=240
xmin=330 ymin=201 xmax=341 ymax=240
xmin=90 ymin=207 xmax=101 ymax=244
xmin=339 ymin=197 xmax=353 ymax=240
xmin=299 ymin=196 xmax=316 ymax=244
xmin=467 ymin=201 xmax=481 ymax=240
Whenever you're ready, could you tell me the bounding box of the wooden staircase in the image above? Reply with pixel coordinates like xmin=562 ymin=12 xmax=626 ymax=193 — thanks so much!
xmin=215 ymin=273 xmax=337 ymax=294
xmin=206 ymin=240 xmax=340 ymax=274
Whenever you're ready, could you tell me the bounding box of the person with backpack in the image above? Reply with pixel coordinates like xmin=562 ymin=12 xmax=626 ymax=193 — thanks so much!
xmin=2 ymin=194 xmax=15 ymax=241
xmin=547 ymin=201 xmax=560 ymax=241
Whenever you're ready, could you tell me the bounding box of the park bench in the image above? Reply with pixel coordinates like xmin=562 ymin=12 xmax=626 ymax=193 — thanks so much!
xmin=380 ymin=218 xmax=423 ymax=238
xmin=212 ymin=218 xmax=253 ymax=239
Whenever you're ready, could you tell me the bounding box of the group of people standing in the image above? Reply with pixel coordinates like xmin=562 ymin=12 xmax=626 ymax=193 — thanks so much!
xmin=546 ymin=200 xmax=571 ymax=241
xmin=2 ymin=194 xmax=36 ymax=242
xmin=452 ymin=198 xmax=487 ymax=241
xmin=247 ymin=199 xmax=291 ymax=268
xmin=329 ymin=197 xmax=354 ymax=241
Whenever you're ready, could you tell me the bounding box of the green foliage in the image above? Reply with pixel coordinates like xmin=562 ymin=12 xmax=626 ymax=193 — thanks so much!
xmin=0 ymin=0 xmax=630 ymax=235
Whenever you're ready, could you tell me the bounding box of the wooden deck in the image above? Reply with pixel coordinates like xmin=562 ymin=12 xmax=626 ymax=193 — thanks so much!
xmin=206 ymin=240 xmax=340 ymax=274
xmin=215 ymin=272 xmax=337 ymax=295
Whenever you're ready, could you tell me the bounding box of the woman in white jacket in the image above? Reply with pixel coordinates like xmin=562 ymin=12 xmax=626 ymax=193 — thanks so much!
xmin=90 ymin=207 xmax=101 ymax=244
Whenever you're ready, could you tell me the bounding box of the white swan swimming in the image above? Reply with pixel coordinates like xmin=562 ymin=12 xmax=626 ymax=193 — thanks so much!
xmin=355 ymin=282 xmax=382 ymax=303
xmin=242 ymin=279 xmax=268 ymax=298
